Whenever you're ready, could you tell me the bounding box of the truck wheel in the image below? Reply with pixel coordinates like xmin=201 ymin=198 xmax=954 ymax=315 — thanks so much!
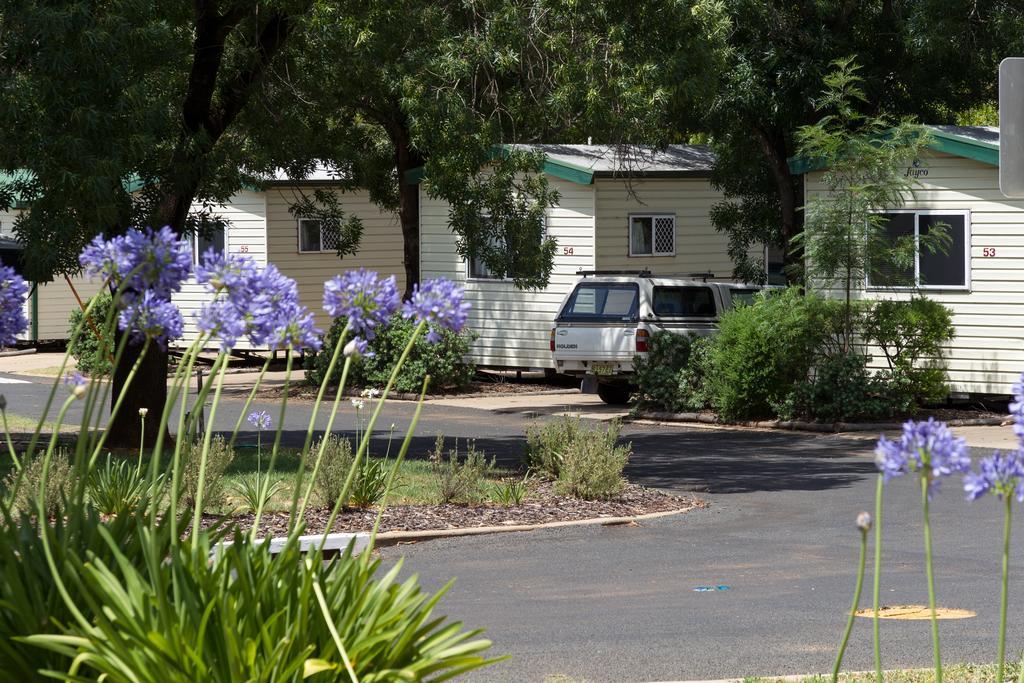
xmin=596 ymin=383 xmax=630 ymax=405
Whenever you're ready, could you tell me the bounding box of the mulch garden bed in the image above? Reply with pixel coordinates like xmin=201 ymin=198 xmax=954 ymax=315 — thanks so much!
xmin=248 ymin=377 xmax=578 ymax=403
xmin=203 ymin=482 xmax=704 ymax=537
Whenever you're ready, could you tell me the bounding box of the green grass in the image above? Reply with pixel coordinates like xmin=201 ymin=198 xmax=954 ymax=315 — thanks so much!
xmin=744 ymin=662 xmax=1017 ymax=682
xmin=2 ymin=412 xmax=60 ymax=433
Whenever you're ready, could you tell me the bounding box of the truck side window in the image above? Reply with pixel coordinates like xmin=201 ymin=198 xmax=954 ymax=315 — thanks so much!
xmin=651 ymin=286 xmax=716 ymax=317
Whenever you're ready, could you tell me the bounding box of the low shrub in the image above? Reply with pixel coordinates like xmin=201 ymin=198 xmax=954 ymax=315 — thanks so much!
xmin=783 ymin=352 xmax=893 ymax=422
xmin=554 ymin=419 xmax=631 ymax=500
xmin=707 ymin=288 xmax=845 ymax=420
xmin=231 ymin=474 xmax=284 ymax=513
xmin=180 ymin=435 xmax=235 ymax=513
xmin=307 ymin=314 xmax=476 ymax=393
xmin=524 ymin=415 xmax=583 ymax=478
xmin=87 ymin=455 xmax=153 ymax=517
xmin=310 ymin=434 xmax=355 ymax=508
xmin=3 ymin=450 xmax=73 ymax=518
xmin=677 ymin=335 xmax=714 ymax=410
xmin=633 ymin=332 xmax=694 ymax=411
xmin=430 ymin=435 xmax=495 ymax=505
xmin=492 ymin=475 xmax=529 ymax=506
xmin=863 ymin=297 xmax=955 ymax=403
xmin=67 ymin=291 xmax=114 ymax=377
xmin=349 ymin=457 xmax=390 ymax=508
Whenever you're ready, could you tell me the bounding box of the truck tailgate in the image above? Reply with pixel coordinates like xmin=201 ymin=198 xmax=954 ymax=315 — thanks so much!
xmin=553 ymin=324 xmax=636 ymax=361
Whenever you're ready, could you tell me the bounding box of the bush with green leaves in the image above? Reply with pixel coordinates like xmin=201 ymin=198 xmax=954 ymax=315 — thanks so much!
xmin=706 ymin=288 xmax=846 ymax=420
xmin=67 ymin=291 xmax=114 ymax=377
xmin=2 ymin=449 xmax=72 ymax=519
xmin=523 ymin=415 xmax=583 ymax=478
xmin=633 ymin=332 xmax=694 ymax=411
xmin=553 ymin=419 xmax=630 ymax=500
xmin=180 ymin=435 xmax=235 ymax=513
xmin=430 ymin=435 xmax=495 ymax=505
xmin=782 ymin=352 xmax=894 ymax=422
xmin=231 ymin=473 xmax=284 ymax=514
xmin=677 ymin=335 xmax=714 ymax=410
xmin=310 ymin=433 xmax=355 ymax=508
xmin=863 ymin=297 xmax=955 ymax=403
xmin=307 ymin=314 xmax=476 ymax=393
xmin=87 ymin=455 xmax=157 ymax=517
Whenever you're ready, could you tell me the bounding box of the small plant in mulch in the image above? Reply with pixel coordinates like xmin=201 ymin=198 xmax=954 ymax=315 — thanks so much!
xmin=429 ymin=434 xmax=495 ymax=505
xmin=523 ymin=416 xmax=631 ymax=501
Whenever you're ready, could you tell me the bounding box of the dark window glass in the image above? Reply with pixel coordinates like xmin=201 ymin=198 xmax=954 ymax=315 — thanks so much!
xmin=729 ymin=289 xmax=759 ymax=307
xmin=193 ymin=224 xmax=225 ymax=264
xmin=919 ymin=214 xmax=966 ymax=287
xmin=868 ymin=213 xmax=915 ymax=287
xmin=651 ymin=286 xmax=717 ymax=317
xmin=559 ymin=284 xmax=639 ymax=322
xmin=299 ymin=220 xmax=322 ymax=252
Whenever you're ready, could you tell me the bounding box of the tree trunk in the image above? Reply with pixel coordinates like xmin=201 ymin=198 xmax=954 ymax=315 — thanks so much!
xmin=108 ymin=333 xmax=169 ymax=449
xmin=391 ymin=127 xmax=424 ymax=299
xmin=754 ymin=126 xmax=803 ymax=280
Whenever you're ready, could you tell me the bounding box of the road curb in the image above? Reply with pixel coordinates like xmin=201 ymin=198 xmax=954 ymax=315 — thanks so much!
xmin=638 ymin=411 xmax=1006 ymax=433
xmin=0 ymin=348 xmax=37 ymax=358
xmin=371 ymin=506 xmax=695 ymax=546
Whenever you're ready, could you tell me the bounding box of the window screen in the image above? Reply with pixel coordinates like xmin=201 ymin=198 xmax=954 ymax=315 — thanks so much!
xmin=868 ymin=213 xmax=915 ymax=287
xmin=559 ymin=283 xmax=639 ymax=322
xmin=651 ymin=286 xmax=717 ymax=317
xmin=299 ymin=219 xmax=322 ymax=252
xmin=919 ymin=214 xmax=967 ymax=288
xmin=629 ymin=215 xmax=675 ymax=256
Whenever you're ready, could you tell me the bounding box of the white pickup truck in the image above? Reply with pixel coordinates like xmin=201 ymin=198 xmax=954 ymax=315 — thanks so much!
xmin=550 ymin=271 xmax=766 ymax=404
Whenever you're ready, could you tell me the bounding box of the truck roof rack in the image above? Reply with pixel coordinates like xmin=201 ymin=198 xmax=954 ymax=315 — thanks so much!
xmin=576 ymin=269 xmax=653 ymax=278
xmin=687 ymin=271 xmax=716 ymax=282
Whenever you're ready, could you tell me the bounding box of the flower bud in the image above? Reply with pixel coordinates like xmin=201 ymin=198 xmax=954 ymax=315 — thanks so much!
xmin=343 ymin=338 xmax=362 ymax=358
xmin=856 ymin=511 xmax=873 ymax=532
xmin=72 ymin=384 xmax=87 ymax=400
xmin=138 ymin=407 xmax=149 ymax=418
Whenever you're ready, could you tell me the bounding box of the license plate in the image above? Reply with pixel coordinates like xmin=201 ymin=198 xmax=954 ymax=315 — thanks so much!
xmin=591 ymin=362 xmax=615 ymax=376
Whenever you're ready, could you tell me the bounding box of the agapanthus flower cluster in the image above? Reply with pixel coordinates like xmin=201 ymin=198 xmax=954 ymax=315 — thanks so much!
xmin=80 ymin=226 xmax=191 ymax=299
xmin=874 ymin=418 xmax=970 ymax=496
xmin=964 ymin=450 xmax=1024 ymax=502
xmin=401 ymin=278 xmax=471 ymax=343
xmin=118 ymin=290 xmax=184 ymax=348
xmin=323 ymin=270 xmax=400 ymax=347
xmin=79 ymin=227 xmax=191 ymax=346
xmin=0 ymin=264 xmax=29 ymax=346
xmin=196 ymin=250 xmax=320 ymax=352
xmin=63 ymin=371 xmax=87 ymax=399
xmin=247 ymin=409 xmax=271 ymax=430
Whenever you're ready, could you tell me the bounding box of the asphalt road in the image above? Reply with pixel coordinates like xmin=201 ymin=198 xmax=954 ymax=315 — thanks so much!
xmin=2 ymin=372 xmax=1019 ymax=682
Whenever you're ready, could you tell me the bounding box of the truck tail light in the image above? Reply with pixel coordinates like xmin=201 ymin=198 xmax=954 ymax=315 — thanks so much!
xmin=635 ymin=328 xmax=649 ymax=353
xmin=550 ymin=328 xmax=556 ymax=352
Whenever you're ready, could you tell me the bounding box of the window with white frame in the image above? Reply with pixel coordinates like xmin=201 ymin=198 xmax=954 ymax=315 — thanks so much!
xmin=298 ymin=218 xmax=342 ymax=253
xmin=867 ymin=210 xmax=970 ymax=290
xmin=629 ymin=214 xmax=675 ymax=256
xmin=191 ymin=224 xmax=226 ymax=265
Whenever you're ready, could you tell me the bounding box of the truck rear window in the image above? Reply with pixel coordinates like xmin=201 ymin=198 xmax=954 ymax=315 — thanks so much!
xmin=729 ymin=289 xmax=759 ymax=307
xmin=559 ymin=283 xmax=639 ymax=322
xmin=651 ymin=286 xmax=717 ymax=317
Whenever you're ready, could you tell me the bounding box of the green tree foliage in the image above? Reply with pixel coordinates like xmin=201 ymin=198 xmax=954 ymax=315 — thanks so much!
xmin=702 ymin=0 xmax=1022 ymax=281
xmin=68 ymin=292 xmax=114 ymax=377
xmin=793 ymin=59 xmax=943 ymax=350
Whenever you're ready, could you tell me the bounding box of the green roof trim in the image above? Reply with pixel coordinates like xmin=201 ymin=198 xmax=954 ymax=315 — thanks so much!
xmin=789 ymin=126 xmax=1000 ymax=174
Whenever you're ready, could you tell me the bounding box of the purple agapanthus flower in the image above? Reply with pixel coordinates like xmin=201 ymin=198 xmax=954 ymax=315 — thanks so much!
xmin=80 ymin=226 xmax=191 ymax=299
xmin=0 ymin=264 xmax=29 ymax=346
xmin=63 ymin=371 xmax=87 ymax=389
xmin=247 ymin=409 xmax=271 ymax=431
xmin=344 ymin=336 xmax=370 ymax=358
xmin=964 ymin=450 xmax=1024 ymax=502
xmin=247 ymin=263 xmax=321 ymax=352
xmin=874 ymin=418 xmax=970 ymax=497
xmin=401 ymin=277 xmax=471 ymax=343
xmin=118 ymin=290 xmax=184 ymax=347
xmin=323 ymin=269 xmax=400 ymax=341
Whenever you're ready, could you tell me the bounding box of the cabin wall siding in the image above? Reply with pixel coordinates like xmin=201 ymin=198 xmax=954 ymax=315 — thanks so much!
xmin=419 ymin=178 xmax=597 ymax=368
xmin=593 ymin=177 xmax=741 ymax=276
xmin=806 ymin=151 xmax=1022 ymax=395
xmin=265 ymin=187 xmax=406 ymax=333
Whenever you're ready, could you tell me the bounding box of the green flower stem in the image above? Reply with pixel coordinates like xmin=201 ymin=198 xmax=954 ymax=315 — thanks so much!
xmin=295 ymin=356 xmax=354 ymax=527
xmin=228 ymin=355 xmax=273 ymax=449
xmin=136 ymin=411 xmax=146 ymax=481
xmin=998 ymin=496 xmax=1012 ymax=683
xmin=289 ymin=326 xmax=349 ymax=518
xmin=190 ymin=356 xmax=231 ymax=546
xmin=367 ymin=376 xmax=429 ymax=548
xmin=161 ymin=338 xmax=209 ymax=536
xmin=86 ymin=338 xmax=150 ymax=467
xmin=832 ymin=526 xmax=869 ymax=682
xmin=921 ymin=475 xmax=942 ymax=683
xmin=322 ymin=320 xmax=426 ymax=536
xmin=312 ymin=579 xmax=360 ymax=683
xmin=872 ymin=473 xmax=884 ymax=683
xmin=249 ymin=349 xmax=295 ymax=537
xmin=1 ymin=409 xmax=21 ymax=471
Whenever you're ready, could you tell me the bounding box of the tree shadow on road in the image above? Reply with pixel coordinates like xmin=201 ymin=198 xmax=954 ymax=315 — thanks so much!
xmin=622 ymin=429 xmax=879 ymax=494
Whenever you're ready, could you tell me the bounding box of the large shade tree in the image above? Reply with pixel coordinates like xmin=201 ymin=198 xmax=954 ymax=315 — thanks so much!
xmin=0 ymin=0 xmax=317 ymax=446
